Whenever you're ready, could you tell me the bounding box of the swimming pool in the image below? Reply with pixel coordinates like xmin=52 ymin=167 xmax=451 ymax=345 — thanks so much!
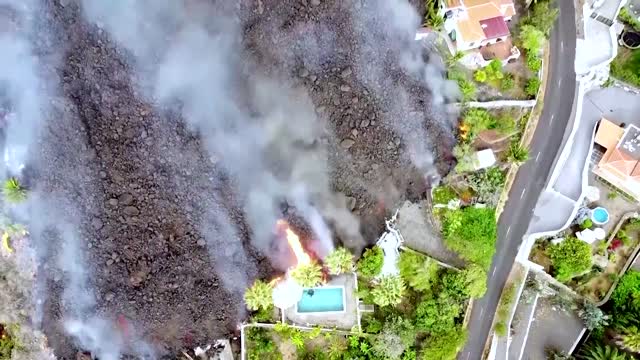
xmin=296 ymin=286 xmax=345 ymax=313
xmin=592 ymin=207 xmax=610 ymax=225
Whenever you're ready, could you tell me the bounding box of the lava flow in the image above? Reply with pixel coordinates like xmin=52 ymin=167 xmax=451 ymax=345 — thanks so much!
xmin=276 ymin=219 xmax=311 ymax=267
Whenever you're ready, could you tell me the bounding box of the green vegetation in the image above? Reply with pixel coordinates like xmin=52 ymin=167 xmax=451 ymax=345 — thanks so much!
xmin=467 ymin=167 xmax=506 ymax=204
xmin=420 ymin=326 xmax=467 ymax=360
xmin=500 ymin=73 xmax=515 ymax=91
xmin=519 ymin=25 xmax=545 ymax=55
xmin=432 ymin=186 xmax=457 ymax=205
xmin=453 ymin=143 xmax=474 ymax=173
xmin=398 ymin=251 xmax=438 ymax=292
xmin=448 ymin=69 xmax=477 ymax=102
xmin=2 ymin=178 xmax=27 ymax=204
xmin=246 ymin=327 xmax=281 ymax=360
xmin=581 ymin=219 xmax=594 ymax=230
xmin=526 ymin=52 xmax=542 ymax=72
xmin=371 ymin=275 xmax=406 ymax=307
xmin=618 ymin=7 xmax=640 ymax=31
xmin=611 ymin=48 xmax=640 ymax=88
xmin=244 ymin=280 xmax=273 ymax=311
xmin=521 ymin=0 xmax=559 ymax=36
xmin=578 ymin=343 xmax=631 ymax=360
xmin=325 ymin=247 xmax=354 ymax=275
xmin=494 ymin=282 xmax=516 ymax=337
xmin=423 ymin=0 xmax=444 ymax=30
xmin=548 ymin=237 xmax=593 ymax=282
xmin=578 ymin=302 xmax=609 ymax=331
xmin=291 ymin=262 xmax=323 ymax=287
xmin=357 ymin=246 xmax=384 ymax=278
xmin=506 ymin=142 xmax=530 ymax=164
xmin=610 ymin=270 xmax=640 ymax=327
xmin=0 ymin=325 xmax=18 ymax=360
xmin=621 ymin=327 xmax=640 ymax=352
xmin=525 ymin=77 xmax=541 ymax=97
xmin=442 ymin=206 xmax=497 ymax=269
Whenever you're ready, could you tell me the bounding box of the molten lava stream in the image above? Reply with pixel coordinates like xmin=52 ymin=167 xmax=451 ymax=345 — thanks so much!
xmin=276 ymin=219 xmax=311 ymax=266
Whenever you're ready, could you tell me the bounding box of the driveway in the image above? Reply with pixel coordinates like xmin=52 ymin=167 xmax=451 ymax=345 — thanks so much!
xmin=458 ymin=0 xmax=578 ymax=357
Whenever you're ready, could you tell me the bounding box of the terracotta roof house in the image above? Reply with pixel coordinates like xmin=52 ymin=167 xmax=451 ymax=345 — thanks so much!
xmin=440 ymin=0 xmax=516 ymax=51
xmin=593 ymin=118 xmax=640 ymax=201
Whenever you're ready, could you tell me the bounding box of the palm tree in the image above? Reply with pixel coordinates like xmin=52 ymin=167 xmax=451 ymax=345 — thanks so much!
xmin=291 ymin=262 xmax=323 ymax=287
xmin=507 ymin=143 xmax=530 ymax=164
xmin=244 ymin=280 xmax=273 ymax=311
xmin=371 ymin=275 xmax=406 ymax=307
xmin=446 ymin=51 xmax=465 ymax=67
xmin=324 ymin=247 xmax=354 ymax=275
xmin=2 ymin=178 xmax=27 ymax=204
xmin=578 ymin=302 xmax=609 ymax=331
xmin=621 ymin=327 xmax=640 ymax=352
xmin=578 ymin=343 xmax=630 ymax=360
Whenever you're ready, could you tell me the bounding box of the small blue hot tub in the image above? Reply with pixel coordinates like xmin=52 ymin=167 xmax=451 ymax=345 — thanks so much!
xmin=591 ymin=207 xmax=610 ymax=225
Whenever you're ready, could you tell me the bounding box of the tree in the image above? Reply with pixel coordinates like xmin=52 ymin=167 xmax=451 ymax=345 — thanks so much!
xmin=446 ymin=51 xmax=464 ymax=67
xmin=519 ymin=25 xmax=545 ymax=53
xmin=2 ymin=178 xmax=27 ymax=204
xmin=526 ymin=52 xmax=542 ymax=72
xmin=372 ymin=317 xmax=416 ymax=360
xmin=522 ymin=0 xmax=559 ymax=36
xmin=507 ymin=142 xmax=530 ymax=164
xmin=579 ymin=343 xmax=630 ymax=360
xmin=415 ymin=295 xmax=462 ymax=333
xmin=461 ymin=265 xmax=488 ymax=299
xmin=442 ymin=206 xmax=497 ymax=269
xmin=371 ymin=275 xmax=406 ymax=307
xmin=244 ymin=280 xmax=273 ymax=311
xmin=578 ymin=302 xmax=609 ymax=331
xmin=548 ymin=237 xmax=593 ymax=282
xmin=420 ymin=326 xmax=467 ymax=360
xmin=461 ymin=108 xmax=496 ymax=140
xmin=357 ymin=246 xmax=384 ymax=278
xmin=291 ymin=262 xmax=323 ymax=287
xmin=453 ymin=143 xmax=474 ymax=173
xmin=424 ymin=0 xmax=444 ymax=30
xmin=324 ymin=247 xmax=354 ymax=275
xmin=621 ymin=327 xmax=640 ymax=352
xmin=474 ymin=70 xmax=487 ymax=83
xmin=525 ymin=77 xmax=541 ymax=97
xmin=398 ymin=251 xmax=438 ymax=292
xmin=485 ymin=59 xmax=504 ymax=82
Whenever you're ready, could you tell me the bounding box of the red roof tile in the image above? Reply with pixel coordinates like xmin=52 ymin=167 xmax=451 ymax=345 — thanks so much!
xmin=479 ymin=16 xmax=510 ymax=40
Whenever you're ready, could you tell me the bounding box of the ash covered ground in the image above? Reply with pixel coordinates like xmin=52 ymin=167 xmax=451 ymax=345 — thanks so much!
xmin=0 ymin=0 xmax=458 ymax=358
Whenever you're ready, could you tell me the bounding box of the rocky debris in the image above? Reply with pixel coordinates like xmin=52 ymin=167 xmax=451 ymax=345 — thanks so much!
xmin=340 ymin=138 xmax=355 ymax=149
xmin=340 ymin=84 xmax=351 ymax=92
xmin=340 ymin=67 xmax=352 ymax=78
xmin=311 ymin=0 xmax=321 ymax=6
xmin=346 ymin=196 xmax=357 ymax=211
xmin=91 ymin=217 xmax=103 ymax=230
xmin=118 ymin=193 xmax=133 ymax=205
xmin=123 ymin=206 xmax=139 ymax=216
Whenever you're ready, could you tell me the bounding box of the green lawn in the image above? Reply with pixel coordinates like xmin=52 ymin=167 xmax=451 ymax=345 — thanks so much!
xmin=611 ymin=47 xmax=640 ymax=87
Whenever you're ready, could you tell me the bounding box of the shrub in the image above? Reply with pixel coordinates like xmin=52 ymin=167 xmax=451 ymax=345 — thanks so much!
xmin=581 ymin=219 xmax=593 ymax=230
xmin=485 ymin=59 xmax=504 ymax=82
xmin=500 ymin=73 xmax=515 ymax=91
xmin=474 ymin=70 xmax=487 ymax=83
xmin=398 ymin=251 xmax=438 ymax=292
xmin=494 ymin=112 xmax=516 ymax=134
xmin=453 ymin=143 xmax=475 ymax=173
xmin=494 ymin=322 xmax=507 ymax=337
xmin=246 ymin=327 xmax=279 ymax=360
xmin=244 ymin=280 xmax=273 ymax=311
xmin=324 ymin=247 xmax=354 ymax=275
xmin=442 ymin=206 xmax=497 ymax=269
xmin=519 ymin=25 xmax=545 ymax=53
xmin=526 ymin=53 xmax=542 ymax=72
xmin=579 ymin=343 xmax=631 ymax=360
xmin=525 ymin=77 xmax=541 ymax=97
xmin=610 ymin=49 xmax=640 ymax=87
xmin=578 ymin=302 xmax=609 ymax=331
xmin=424 ymin=0 xmax=444 ymax=30
xmin=371 ymin=275 xmax=406 ymax=307
xmin=415 ymin=295 xmax=462 ymax=334
xmin=467 ymin=167 xmax=506 ymax=203
xmin=622 ymin=327 xmax=640 ymax=352
xmin=548 ymin=237 xmax=593 ymax=282
xmin=461 ymin=108 xmax=496 ymax=140
xmin=608 ymin=191 xmax=619 ymax=199
xmin=0 ymin=324 xmax=18 ymax=359
xmin=357 ymin=246 xmax=384 ymax=277
xmin=291 ymin=262 xmax=323 ymax=287
xmin=2 ymin=178 xmax=27 ymax=204
xmin=611 ymin=270 xmax=640 ymax=326
xmin=506 ymin=142 xmax=529 ymax=164
xmin=433 ymin=186 xmax=457 ymax=205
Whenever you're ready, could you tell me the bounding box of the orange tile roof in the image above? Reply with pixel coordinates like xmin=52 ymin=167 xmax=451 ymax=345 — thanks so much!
xmin=595 ymin=118 xmax=625 ymax=149
xmin=503 ymin=5 xmax=515 ymax=17
xmin=446 ymin=0 xmax=463 ymax=7
xmin=463 ymin=0 xmax=513 ymax=7
xmin=601 ymin=148 xmax=638 ymax=177
xmin=457 ymin=3 xmax=504 ymax=42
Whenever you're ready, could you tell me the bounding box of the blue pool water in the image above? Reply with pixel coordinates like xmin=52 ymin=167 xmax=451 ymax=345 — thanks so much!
xmin=297 ymin=287 xmax=345 ymax=313
xmin=592 ymin=207 xmax=609 ymax=223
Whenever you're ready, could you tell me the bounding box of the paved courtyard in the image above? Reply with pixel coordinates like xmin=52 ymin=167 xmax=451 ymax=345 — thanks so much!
xmin=284 ymin=274 xmax=359 ymax=330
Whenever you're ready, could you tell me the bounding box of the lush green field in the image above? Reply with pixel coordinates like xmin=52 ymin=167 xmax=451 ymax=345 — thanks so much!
xmin=611 ymin=47 xmax=640 ymax=87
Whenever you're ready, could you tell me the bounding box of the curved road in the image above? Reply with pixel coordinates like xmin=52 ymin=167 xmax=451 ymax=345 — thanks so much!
xmin=459 ymin=0 xmax=577 ymax=358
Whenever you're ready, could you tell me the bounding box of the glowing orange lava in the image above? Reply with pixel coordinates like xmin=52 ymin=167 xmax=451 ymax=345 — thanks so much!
xmin=459 ymin=122 xmax=470 ymax=140
xmin=277 ymin=220 xmax=311 ymax=266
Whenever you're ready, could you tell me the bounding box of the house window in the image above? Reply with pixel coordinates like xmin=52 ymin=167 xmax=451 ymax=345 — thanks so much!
xmin=496 ymin=38 xmax=503 ymax=42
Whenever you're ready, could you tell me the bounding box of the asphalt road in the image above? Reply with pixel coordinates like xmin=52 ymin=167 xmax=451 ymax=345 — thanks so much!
xmin=459 ymin=1 xmax=578 ymax=358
